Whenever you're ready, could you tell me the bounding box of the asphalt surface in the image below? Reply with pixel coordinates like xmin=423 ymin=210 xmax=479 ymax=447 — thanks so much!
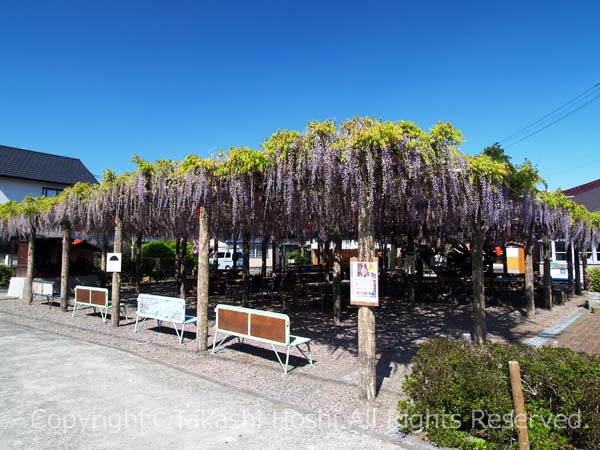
xmin=0 ymin=319 xmax=404 ymax=450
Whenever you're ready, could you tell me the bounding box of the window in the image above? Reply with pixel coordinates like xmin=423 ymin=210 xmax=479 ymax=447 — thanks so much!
xmin=249 ymin=245 xmax=262 ymax=258
xmin=42 ymin=187 xmax=62 ymax=197
xmin=554 ymin=241 xmax=568 ymax=261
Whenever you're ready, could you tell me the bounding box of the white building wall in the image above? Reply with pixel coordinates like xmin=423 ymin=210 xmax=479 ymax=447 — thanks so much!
xmin=0 ymin=177 xmax=68 ymax=204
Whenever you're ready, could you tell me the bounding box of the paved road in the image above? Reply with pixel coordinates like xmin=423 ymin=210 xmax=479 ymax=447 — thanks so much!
xmin=0 ymin=320 xmax=402 ymax=450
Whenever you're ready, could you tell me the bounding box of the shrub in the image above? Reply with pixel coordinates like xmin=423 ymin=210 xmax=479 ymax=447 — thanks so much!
xmin=399 ymin=338 xmax=600 ymax=449
xmin=0 ymin=264 xmax=15 ymax=286
xmin=586 ymin=267 xmax=600 ymax=292
xmin=141 ymin=240 xmax=176 ymax=281
xmin=286 ymin=248 xmax=311 ymax=266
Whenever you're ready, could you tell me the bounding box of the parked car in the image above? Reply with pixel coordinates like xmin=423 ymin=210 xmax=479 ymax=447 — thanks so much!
xmin=209 ymin=249 xmax=244 ymax=270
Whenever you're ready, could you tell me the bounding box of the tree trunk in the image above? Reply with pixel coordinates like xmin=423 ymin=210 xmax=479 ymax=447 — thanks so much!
xmin=24 ymin=228 xmax=36 ymax=305
xmin=213 ymin=234 xmax=219 ymax=269
xmin=389 ymin=242 xmax=397 ymax=270
xmin=574 ymin=245 xmax=582 ymax=296
xmin=566 ymin=244 xmax=574 ymax=297
xmin=196 ymin=207 xmax=210 ymax=351
xmin=407 ymin=238 xmax=415 ymax=303
xmin=242 ymin=239 xmax=250 ymax=307
xmin=232 ymin=241 xmax=238 ymax=269
xmin=261 ymin=239 xmax=267 ymax=277
xmin=278 ymin=243 xmax=284 ymax=270
xmin=272 ymin=242 xmax=277 ymax=273
xmin=180 ymin=237 xmax=188 ymax=299
xmin=110 ymin=218 xmax=123 ymax=327
xmin=524 ymin=240 xmax=535 ymax=319
xmin=543 ymin=235 xmax=553 ymax=310
xmin=100 ymin=236 xmax=108 ymax=288
xmin=582 ymin=249 xmax=588 ymax=291
xmin=175 ymin=237 xmax=181 ymax=286
xmin=471 ymin=222 xmax=486 ymax=345
xmin=60 ymin=225 xmax=71 ymax=312
xmin=134 ymin=234 xmax=142 ymax=294
xmin=332 ymin=237 xmax=342 ymax=324
xmin=357 ymin=203 xmax=377 ymax=401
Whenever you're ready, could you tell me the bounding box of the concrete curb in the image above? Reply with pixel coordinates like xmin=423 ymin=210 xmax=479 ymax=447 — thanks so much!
xmin=526 ymin=307 xmax=588 ymax=347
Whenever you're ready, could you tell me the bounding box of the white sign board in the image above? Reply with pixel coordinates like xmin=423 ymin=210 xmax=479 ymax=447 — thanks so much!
xmin=137 ymin=294 xmax=185 ymax=322
xmin=106 ymin=253 xmax=122 ymax=273
xmin=350 ymin=260 xmax=379 ymax=307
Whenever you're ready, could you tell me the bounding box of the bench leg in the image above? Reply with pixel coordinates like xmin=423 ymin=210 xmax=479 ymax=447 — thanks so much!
xmin=294 ymin=342 xmax=313 ymax=366
xmin=134 ymin=314 xmax=140 ymax=334
xmin=174 ymin=322 xmax=185 ymax=344
xmin=270 ymin=344 xmax=288 ymax=374
xmin=72 ymin=302 xmax=78 ymax=318
xmin=212 ymin=333 xmax=229 ymax=354
xmin=100 ymin=308 xmax=108 ymax=325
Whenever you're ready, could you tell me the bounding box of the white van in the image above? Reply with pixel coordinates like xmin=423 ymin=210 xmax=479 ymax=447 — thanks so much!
xmin=209 ymin=248 xmax=244 ymax=270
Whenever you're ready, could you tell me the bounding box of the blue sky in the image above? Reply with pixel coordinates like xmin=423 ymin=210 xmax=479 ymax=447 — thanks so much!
xmin=1 ymin=0 xmax=599 ymax=190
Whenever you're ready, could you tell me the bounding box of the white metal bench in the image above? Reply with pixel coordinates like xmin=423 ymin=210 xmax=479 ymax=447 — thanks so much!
xmin=212 ymin=304 xmax=313 ymax=374
xmin=33 ymin=279 xmax=55 ymax=308
xmin=72 ymin=285 xmax=128 ymax=324
xmin=134 ymin=293 xmax=197 ymax=343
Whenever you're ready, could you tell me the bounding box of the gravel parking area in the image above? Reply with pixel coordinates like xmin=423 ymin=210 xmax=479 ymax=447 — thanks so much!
xmin=0 ymin=285 xmax=585 ymax=436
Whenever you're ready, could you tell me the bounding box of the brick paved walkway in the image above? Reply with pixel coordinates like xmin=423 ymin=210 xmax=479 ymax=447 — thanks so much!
xmin=556 ymin=311 xmax=600 ymax=354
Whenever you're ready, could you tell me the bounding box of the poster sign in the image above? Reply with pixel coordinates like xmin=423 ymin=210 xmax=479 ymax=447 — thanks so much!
xmin=350 ymin=260 xmax=379 ymax=307
xmin=106 ymin=253 xmax=122 ymax=273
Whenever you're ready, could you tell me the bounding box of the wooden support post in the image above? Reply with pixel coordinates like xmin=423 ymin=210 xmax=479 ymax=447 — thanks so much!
xmin=133 ymin=234 xmax=142 ymax=294
xmin=60 ymin=224 xmax=71 ymax=312
xmin=242 ymin=239 xmax=250 ymax=307
xmin=180 ymin=237 xmax=188 ymax=299
xmin=508 ymin=361 xmax=530 ymax=450
xmin=542 ymin=235 xmax=552 ymax=310
xmin=524 ymin=240 xmax=535 ymax=319
xmin=24 ymin=227 xmax=36 ymax=305
xmin=357 ymin=203 xmax=376 ymax=401
xmin=567 ymin=244 xmax=574 ymax=298
xmin=261 ymin=239 xmax=267 ymax=277
xmin=332 ymin=236 xmax=342 ymax=324
xmin=582 ymin=248 xmax=588 ymax=291
xmin=100 ymin=235 xmax=107 ymax=288
xmin=471 ymin=222 xmax=486 ymax=344
xmin=213 ymin=234 xmax=219 ymax=269
xmin=197 ymin=206 xmax=209 ymax=351
xmin=574 ymin=245 xmax=582 ymax=296
xmin=110 ymin=218 xmax=122 ymax=327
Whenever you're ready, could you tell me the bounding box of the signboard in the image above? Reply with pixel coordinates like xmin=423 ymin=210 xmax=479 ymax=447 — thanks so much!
xmin=106 ymin=253 xmax=122 ymax=273
xmin=350 ymin=260 xmax=379 ymax=307
xmin=506 ymin=247 xmax=525 ymax=274
xmin=137 ymin=294 xmax=185 ymax=322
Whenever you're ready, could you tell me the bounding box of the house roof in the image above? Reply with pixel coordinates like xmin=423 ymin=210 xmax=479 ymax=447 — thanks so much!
xmin=563 ymin=178 xmax=600 ymax=196
xmin=0 ymin=145 xmax=97 ymax=185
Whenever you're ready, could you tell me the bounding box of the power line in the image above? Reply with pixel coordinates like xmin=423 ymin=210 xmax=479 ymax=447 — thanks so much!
xmin=499 ymin=82 xmax=600 ymax=146
xmin=505 ymin=91 xmax=600 ymax=148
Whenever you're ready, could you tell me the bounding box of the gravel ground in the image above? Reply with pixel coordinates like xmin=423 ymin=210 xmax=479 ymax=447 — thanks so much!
xmin=0 ymin=285 xmax=586 ymax=438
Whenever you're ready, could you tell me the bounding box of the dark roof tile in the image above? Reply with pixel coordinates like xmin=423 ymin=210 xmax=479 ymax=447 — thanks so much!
xmin=0 ymin=145 xmax=97 ymax=185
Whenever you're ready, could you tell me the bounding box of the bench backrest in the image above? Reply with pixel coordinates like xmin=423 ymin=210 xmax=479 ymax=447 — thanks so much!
xmin=136 ymin=293 xmax=186 ymax=323
xmin=33 ymin=280 xmax=54 ymax=297
xmin=74 ymin=286 xmax=109 ymax=307
xmin=215 ymin=304 xmax=290 ymax=346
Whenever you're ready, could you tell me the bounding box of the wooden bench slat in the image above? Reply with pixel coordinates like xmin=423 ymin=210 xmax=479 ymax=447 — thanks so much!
xmin=250 ymin=315 xmax=286 ymax=344
xmin=219 ymin=309 xmax=249 ymax=335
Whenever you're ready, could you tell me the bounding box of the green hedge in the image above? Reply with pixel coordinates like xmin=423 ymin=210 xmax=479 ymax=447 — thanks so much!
xmin=398 ymin=339 xmax=600 ymax=449
xmin=0 ymin=264 xmax=15 ymax=286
